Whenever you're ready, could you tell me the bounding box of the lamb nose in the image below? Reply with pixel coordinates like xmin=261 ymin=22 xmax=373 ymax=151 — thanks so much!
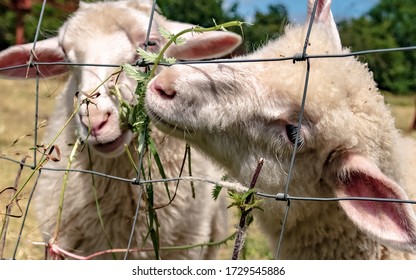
xmin=150 ymin=81 xmax=176 ymax=99
xmin=80 ymin=107 xmax=110 ymax=136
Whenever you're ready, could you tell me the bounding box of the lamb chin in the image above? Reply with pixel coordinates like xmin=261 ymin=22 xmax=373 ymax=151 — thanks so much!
xmin=146 ymin=108 xmax=179 ymax=132
xmin=91 ymin=130 xmax=133 ymax=157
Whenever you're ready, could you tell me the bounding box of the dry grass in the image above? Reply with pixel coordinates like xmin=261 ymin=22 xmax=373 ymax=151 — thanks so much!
xmin=0 ymin=77 xmax=415 ymax=260
xmin=0 ymin=77 xmax=64 ymax=259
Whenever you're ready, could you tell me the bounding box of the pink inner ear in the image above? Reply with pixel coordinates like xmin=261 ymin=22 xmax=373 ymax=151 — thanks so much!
xmin=1 ymin=50 xmax=67 ymax=78
xmin=183 ymin=36 xmax=240 ymax=59
xmin=316 ymin=0 xmax=331 ymax=21
xmin=336 ymin=170 xmax=416 ymax=246
xmin=166 ymin=32 xmax=241 ymax=60
xmin=29 ymin=50 xmax=68 ymax=78
xmin=0 ymin=39 xmax=68 ymax=78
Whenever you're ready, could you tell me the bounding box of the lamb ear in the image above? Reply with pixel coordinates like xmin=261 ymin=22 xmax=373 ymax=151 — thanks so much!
xmin=0 ymin=37 xmax=68 ymax=78
xmin=159 ymin=19 xmax=242 ymax=60
xmin=324 ymin=152 xmax=416 ymax=253
xmin=307 ymin=0 xmax=341 ymax=50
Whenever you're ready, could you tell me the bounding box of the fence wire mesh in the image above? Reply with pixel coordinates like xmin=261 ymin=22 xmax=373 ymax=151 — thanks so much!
xmin=0 ymin=0 xmax=416 ymax=260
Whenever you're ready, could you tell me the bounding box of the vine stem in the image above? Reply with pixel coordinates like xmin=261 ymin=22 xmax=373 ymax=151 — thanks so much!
xmin=52 ymin=138 xmax=81 ymax=241
xmin=231 ymin=158 xmax=264 ymax=260
xmin=149 ymin=20 xmax=244 ymax=78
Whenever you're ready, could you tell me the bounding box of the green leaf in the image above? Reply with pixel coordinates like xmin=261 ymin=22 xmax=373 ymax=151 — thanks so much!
xmin=243 ymin=199 xmax=264 ymax=212
xmin=122 ymin=63 xmax=138 ymax=76
xmin=174 ymin=37 xmax=187 ymax=46
xmin=246 ymin=213 xmax=254 ymax=227
xmin=122 ymin=63 xmax=149 ymax=82
xmin=137 ymin=129 xmax=148 ymax=155
xmin=159 ymin=26 xmax=174 ymax=40
xmin=145 ymin=182 xmax=161 ymax=260
xmin=148 ymin=137 xmax=171 ymax=200
xmin=160 ymin=56 xmax=176 ymax=65
xmin=212 ymin=185 xmax=222 ymax=201
xmin=149 ymin=228 xmax=160 ymax=260
xmin=137 ymin=47 xmax=159 ymax=64
xmin=159 ymin=25 xmax=186 ymax=46
xmin=185 ymin=144 xmax=195 ymax=198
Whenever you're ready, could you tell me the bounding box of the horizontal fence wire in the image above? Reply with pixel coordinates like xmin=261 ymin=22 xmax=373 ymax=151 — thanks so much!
xmin=0 ymin=0 xmax=415 ymax=260
xmin=2 ymin=46 xmax=416 ymax=75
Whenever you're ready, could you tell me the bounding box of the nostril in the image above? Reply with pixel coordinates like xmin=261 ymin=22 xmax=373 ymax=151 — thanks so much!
xmin=151 ymin=81 xmax=176 ymax=99
xmin=96 ymin=113 xmax=110 ymax=131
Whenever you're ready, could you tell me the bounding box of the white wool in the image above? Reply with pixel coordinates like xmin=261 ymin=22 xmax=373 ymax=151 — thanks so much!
xmin=145 ymin=0 xmax=416 ymax=259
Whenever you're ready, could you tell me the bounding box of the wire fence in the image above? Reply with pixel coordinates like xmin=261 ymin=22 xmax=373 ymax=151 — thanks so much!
xmin=1 ymin=0 xmax=416 ymax=260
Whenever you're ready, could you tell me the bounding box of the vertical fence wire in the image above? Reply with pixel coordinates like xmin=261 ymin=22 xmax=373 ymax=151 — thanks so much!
xmin=274 ymin=0 xmax=317 ymax=259
xmin=7 ymin=0 xmax=48 ymax=259
xmin=29 ymin=0 xmax=48 ymax=168
xmin=124 ymin=0 xmax=159 ymax=260
xmin=12 ymin=170 xmax=42 ymax=259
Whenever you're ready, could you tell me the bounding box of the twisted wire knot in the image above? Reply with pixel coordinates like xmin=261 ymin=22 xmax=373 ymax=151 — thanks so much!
xmin=135 ymin=58 xmax=147 ymax=67
xmin=292 ymin=53 xmax=307 ymax=64
xmin=275 ymin=193 xmax=288 ymax=201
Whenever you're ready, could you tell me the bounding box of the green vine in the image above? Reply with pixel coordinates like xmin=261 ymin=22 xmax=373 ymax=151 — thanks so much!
xmin=120 ymin=21 xmax=244 ymax=258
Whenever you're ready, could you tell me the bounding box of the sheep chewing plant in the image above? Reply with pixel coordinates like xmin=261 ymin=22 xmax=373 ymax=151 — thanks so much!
xmin=121 ymin=19 xmax=254 ymax=260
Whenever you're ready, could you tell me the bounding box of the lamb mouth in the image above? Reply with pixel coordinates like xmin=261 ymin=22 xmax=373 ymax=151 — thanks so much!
xmin=92 ymin=130 xmax=129 ymax=154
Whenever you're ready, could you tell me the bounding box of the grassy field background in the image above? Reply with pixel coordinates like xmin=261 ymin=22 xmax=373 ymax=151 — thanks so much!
xmin=0 ymin=77 xmax=415 ymax=260
xmin=0 ymin=77 xmax=64 ymax=260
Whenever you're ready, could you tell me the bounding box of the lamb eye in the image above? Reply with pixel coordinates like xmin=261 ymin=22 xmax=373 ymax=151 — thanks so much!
xmin=138 ymin=40 xmax=159 ymax=54
xmin=285 ymin=124 xmax=304 ymax=149
xmin=146 ymin=40 xmax=158 ymax=46
xmin=143 ymin=40 xmax=159 ymax=50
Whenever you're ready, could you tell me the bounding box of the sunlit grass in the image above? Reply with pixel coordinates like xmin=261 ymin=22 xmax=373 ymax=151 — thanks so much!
xmin=0 ymin=77 xmax=64 ymax=259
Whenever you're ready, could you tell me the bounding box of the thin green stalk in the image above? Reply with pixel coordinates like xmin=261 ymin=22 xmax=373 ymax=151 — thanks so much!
xmin=186 ymin=144 xmax=195 ymax=198
xmin=87 ymin=145 xmax=117 ymax=260
xmin=51 ymin=68 xmax=123 ymax=241
xmin=231 ymin=158 xmax=264 ymax=260
xmin=8 ymin=103 xmax=82 ymax=204
xmin=52 ymin=138 xmax=81 ymax=241
xmin=144 ymin=153 xmax=161 ymax=260
xmin=148 ymin=138 xmax=171 ymax=200
xmin=124 ymin=144 xmax=139 ymax=174
xmin=83 ymin=68 xmax=122 ymax=98
xmin=7 ymin=159 xmax=45 ymax=204
xmin=120 ymin=20 xmax=245 ymax=259
xmin=148 ymin=21 xmax=244 ymax=79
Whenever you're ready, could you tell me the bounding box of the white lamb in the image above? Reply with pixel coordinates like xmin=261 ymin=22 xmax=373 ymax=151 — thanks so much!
xmin=145 ymin=0 xmax=416 ymax=259
xmin=0 ymin=0 xmax=241 ymax=259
